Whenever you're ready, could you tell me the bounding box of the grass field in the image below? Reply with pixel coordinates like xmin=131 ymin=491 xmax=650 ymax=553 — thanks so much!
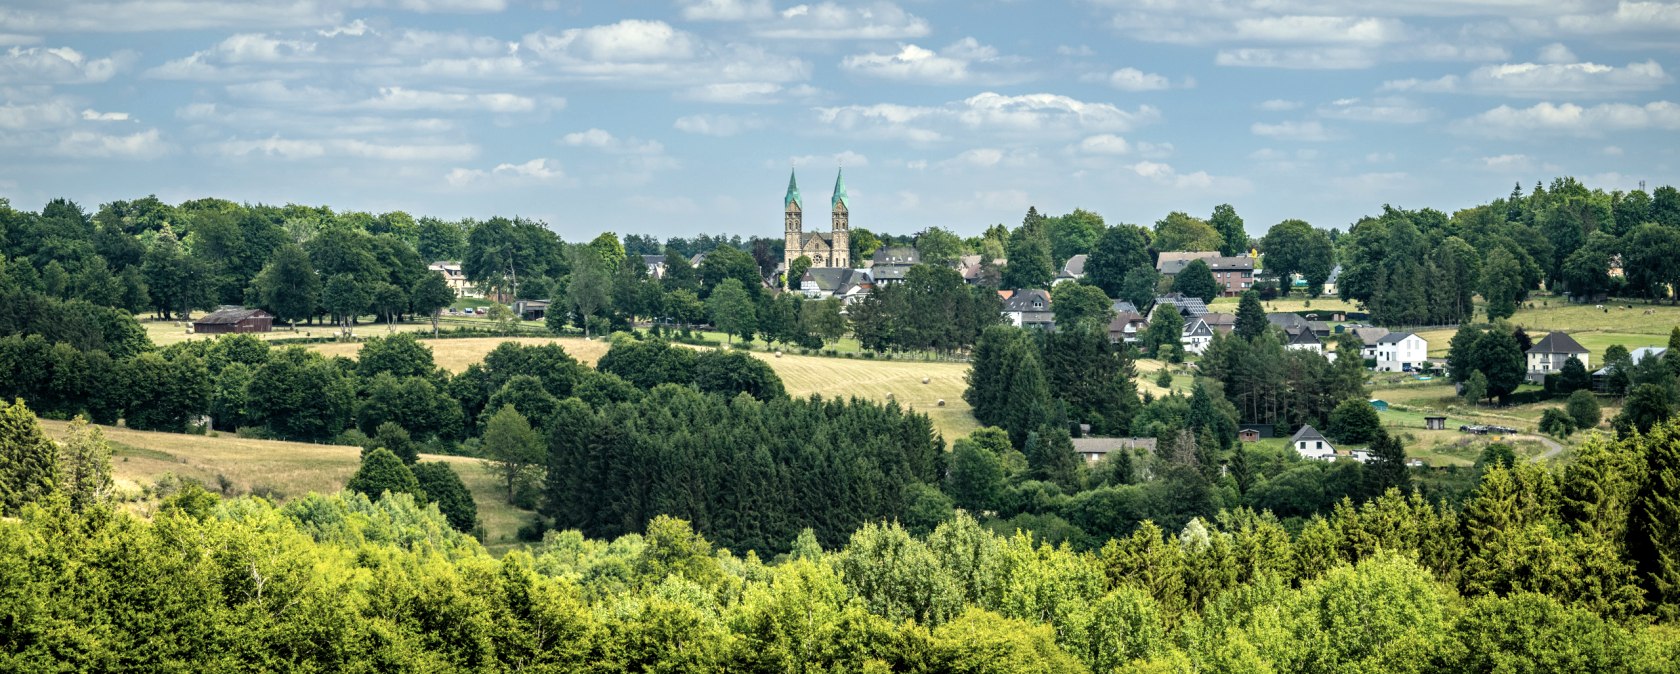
xmin=1207 ymin=296 xmax=1360 ymax=315
xmin=141 ymin=315 xmax=548 ymax=348
xmin=36 ymin=419 xmax=536 ymax=551
xmin=312 ymin=336 xmax=614 ymax=370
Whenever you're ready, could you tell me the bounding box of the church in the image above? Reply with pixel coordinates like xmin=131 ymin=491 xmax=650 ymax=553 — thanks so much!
xmin=783 ymin=168 xmax=851 ymax=274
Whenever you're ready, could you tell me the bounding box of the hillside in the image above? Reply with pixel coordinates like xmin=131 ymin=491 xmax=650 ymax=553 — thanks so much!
xmin=36 ymin=419 xmax=535 ymax=551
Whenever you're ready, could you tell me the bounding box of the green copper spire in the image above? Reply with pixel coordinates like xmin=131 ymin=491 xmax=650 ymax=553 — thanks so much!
xmin=784 ymin=169 xmax=801 ymax=209
xmin=831 ymin=167 xmax=849 ymax=210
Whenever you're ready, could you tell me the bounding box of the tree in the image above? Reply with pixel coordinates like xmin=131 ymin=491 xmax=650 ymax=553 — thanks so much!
xmin=1050 ymin=283 xmax=1112 ymax=330
xmin=347 ymin=447 xmax=422 ymax=500
xmin=1464 ymin=370 xmax=1489 ymax=405
xmin=1172 ymin=259 xmax=1219 ymax=303
xmin=1366 ymin=431 xmax=1409 ymax=494
xmin=1471 ymin=327 xmax=1527 ymax=402
xmin=371 ymin=421 xmax=419 ymax=465
xmin=1025 ymin=427 xmax=1081 ymax=491
xmin=357 ymin=332 xmax=434 ymax=379
xmin=706 ymin=278 xmax=757 ymax=344
xmin=1210 ymin=203 xmax=1247 ymax=256
xmin=1632 ymin=420 xmax=1680 ymax=616
xmin=787 ymin=255 xmax=812 ymax=289
xmin=1558 ymin=356 xmax=1591 ymax=395
xmin=914 ymin=227 xmax=963 ymax=266
xmin=1119 ymin=266 xmax=1160 ymax=310
xmin=248 ymin=347 xmax=355 ymax=441
xmin=947 ymin=435 xmax=1005 ymax=512
xmin=1540 ymin=408 xmax=1576 ymax=437
xmin=1616 ymin=384 xmax=1675 ymax=436
xmin=699 ymin=245 xmax=761 ymax=299
xmin=1259 ymin=219 xmax=1334 ymax=297
xmin=1153 ymin=212 xmax=1222 ymax=251
xmin=1002 ymin=215 xmax=1054 ymax=290
xmin=1086 ymin=225 xmax=1151 ymax=297
xmin=1234 ymin=291 xmax=1267 ymax=341
xmin=410 ymin=272 xmax=455 ymax=337
xmin=1328 ymin=398 xmax=1382 ymax=444
xmin=1141 ymin=306 xmax=1184 ymax=359
xmin=412 ymin=462 xmax=477 ymax=533
xmin=0 ymin=398 xmax=57 ymax=515
xmin=1568 ymin=389 xmax=1602 ymax=430
xmin=799 ymin=297 xmax=846 ymax=347
xmin=321 ymin=273 xmax=370 ymax=338
xmin=1480 ymin=247 xmax=1525 ymax=321
xmin=56 ymin=416 xmax=113 ymax=513
xmin=567 ymin=244 xmax=612 ymax=338
xmin=664 ymin=289 xmax=705 ymax=330
xmin=482 ymin=404 xmax=544 ymax=503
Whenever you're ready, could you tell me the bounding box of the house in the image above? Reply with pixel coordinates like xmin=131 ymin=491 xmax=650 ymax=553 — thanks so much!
xmin=1369 ymin=399 xmax=1389 ymax=412
xmin=1285 ymin=329 xmax=1323 ymax=353
xmin=1156 ymin=251 xmax=1220 ymax=277
xmin=1003 ymin=289 xmax=1055 ymax=330
xmin=1154 ymin=293 xmax=1209 ymax=318
xmin=955 ymin=255 xmax=1004 ymax=285
xmin=1593 ymin=347 xmax=1665 ymax=392
xmin=641 ymin=255 xmax=667 ymax=279
xmin=193 ymin=306 xmax=274 ymax=334
xmin=1305 ymin=320 xmax=1333 ymax=338
xmin=1207 ymin=256 xmax=1256 ymax=296
xmin=800 ymin=268 xmax=872 ymax=302
xmin=1181 ymin=318 xmax=1215 ymax=355
xmin=1107 ymin=310 xmax=1147 ymax=344
xmin=1267 ymin=312 xmax=1312 ymax=336
xmin=1322 ymin=265 xmax=1342 ymax=296
xmin=1070 ymin=437 xmax=1157 ymax=464
xmin=513 ymin=299 xmax=550 ymax=320
xmin=1200 ymin=312 xmax=1238 ymax=334
xmin=1290 ymin=425 xmax=1335 ymax=460
xmin=1054 ymin=254 xmax=1088 ymax=285
xmin=1425 ymin=416 xmax=1447 ymax=430
xmin=1526 ymin=331 xmax=1590 ymax=382
xmin=1349 ymin=326 xmax=1391 ymax=361
xmin=868 ymin=246 xmax=920 ymax=285
xmin=1375 ymin=332 xmax=1428 ymax=372
xmin=1238 ymin=423 xmax=1275 ymax=440
xmin=1239 ymin=428 xmax=1262 ymax=442
xmin=428 ymin=261 xmax=481 ymax=298
xmin=1112 ymin=300 xmax=1139 ymax=315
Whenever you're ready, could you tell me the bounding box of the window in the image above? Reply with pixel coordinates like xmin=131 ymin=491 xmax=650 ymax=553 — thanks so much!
xmin=1317 ymin=441 xmax=1323 ymax=449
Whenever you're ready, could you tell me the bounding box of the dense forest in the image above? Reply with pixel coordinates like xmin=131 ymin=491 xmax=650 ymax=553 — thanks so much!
xmin=5 ymin=394 xmax=1680 ymax=670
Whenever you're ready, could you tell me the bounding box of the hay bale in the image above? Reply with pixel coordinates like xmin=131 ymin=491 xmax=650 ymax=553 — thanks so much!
xmin=922 ymin=377 xmax=930 ymax=384
xmin=937 ymin=399 xmax=946 ymax=407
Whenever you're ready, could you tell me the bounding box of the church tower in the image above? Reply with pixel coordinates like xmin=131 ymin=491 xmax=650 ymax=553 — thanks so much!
xmin=830 ymin=168 xmax=850 ymax=268
xmin=783 ymin=169 xmax=802 ymax=276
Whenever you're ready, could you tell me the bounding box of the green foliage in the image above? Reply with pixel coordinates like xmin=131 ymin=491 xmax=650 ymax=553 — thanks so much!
xmin=694 ymin=350 xmax=786 ymax=401
xmin=0 ymin=398 xmax=58 ymax=515
xmin=1464 ymin=370 xmax=1489 ymax=405
xmin=56 ymin=416 xmax=113 ymax=512
xmin=1327 ymin=398 xmax=1382 ymax=444
xmin=1141 ymin=306 xmax=1184 ymax=360
xmin=1152 ymin=211 xmax=1222 ymax=252
xmin=411 ymin=462 xmax=477 ymax=533
xmin=1234 ymin=290 xmax=1267 ymax=340
xmin=1170 ymin=259 xmax=1219 ymax=303
xmin=1003 ymin=209 xmax=1055 ymax=289
xmin=706 ymin=277 xmax=757 ymax=344
xmin=1568 ymin=389 xmax=1602 ymax=430
xmin=346 ymin=447 xmax=422 ymax=501
xmin=1086 ymin=224 xmax=1151 ymax=297
xmin=248 ymin=347 xmax=355 ymax=441
xmin=371 ymin=421 xmax=418 ymax=464
xmin=1050 ymin=282 xmax=1112 ymax=330
xmin=1260 ymin=218 xmax=1334 ymax=296
xmin=481 ymin=404 xmax=544 ymax=504
xmin=1541 ymin=408 xmax=1577 ymax=437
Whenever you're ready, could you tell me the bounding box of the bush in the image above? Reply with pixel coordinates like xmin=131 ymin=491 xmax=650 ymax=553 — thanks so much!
xmin=1566 ymin=390 xmax=1601 ymax=430
xmin=1539 ymin=408 xmax=1576 ymax=437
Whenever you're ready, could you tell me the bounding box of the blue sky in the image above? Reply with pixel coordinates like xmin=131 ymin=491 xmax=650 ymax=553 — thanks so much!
xmin=1 ymin=0 xmax=1677 ymax=241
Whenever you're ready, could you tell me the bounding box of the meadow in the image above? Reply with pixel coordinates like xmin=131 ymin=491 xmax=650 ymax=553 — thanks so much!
xmin=36 ymin=419 xmax=536 ymax=551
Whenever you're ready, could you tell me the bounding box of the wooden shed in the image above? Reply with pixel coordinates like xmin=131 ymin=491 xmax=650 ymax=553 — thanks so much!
xmin=1424 ymin=416 xmax=1447 ymax=431
xmin=193 ymin=306 xmax=274 ymax=334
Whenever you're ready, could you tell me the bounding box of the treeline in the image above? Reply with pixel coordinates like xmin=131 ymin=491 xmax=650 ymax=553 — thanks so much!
xmin=6 ymin=396 xmax=1680 ymax=670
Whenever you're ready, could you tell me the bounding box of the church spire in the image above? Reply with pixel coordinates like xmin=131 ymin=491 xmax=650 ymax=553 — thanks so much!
xmin=784 ymin=169 xmax=801 ymax=209
xmin=831 ymin=167 xmax=849 ymax=210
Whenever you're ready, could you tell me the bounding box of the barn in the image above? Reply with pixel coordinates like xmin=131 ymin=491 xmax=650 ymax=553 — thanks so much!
xmin=193 ymin=306 xmax=274 ymax=334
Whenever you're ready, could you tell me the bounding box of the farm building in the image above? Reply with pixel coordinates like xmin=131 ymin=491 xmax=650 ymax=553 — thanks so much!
xmin=1425 ymin=416 xmax=1447 ymax=430
xmin=192 ymin=306 xmax=274 ymax=334
xmin=1369 ymin=399 xmax=1389 ymax=412
xmin=1070 ymin=437 xmax=1157 ymax=464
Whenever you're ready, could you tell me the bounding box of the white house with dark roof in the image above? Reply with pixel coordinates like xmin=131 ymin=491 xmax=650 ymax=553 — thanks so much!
xmin=1375 ymin=332 xmax=1428 ymax=372
xmin=1526 ymin=331 xmax=1589 ymax=381
xmin=1003 ymin=289 xmax=1055 ymax=330
xmin=1154 ymin=293 xmax=1209 ymax=318
xmin=1285 ymin=328 xmax=1323 ymax=354
xmin=1290 ymin=425 xmax=1335 ymax=460
xmin=1181 ymin=318 xmax=1215 ymax=355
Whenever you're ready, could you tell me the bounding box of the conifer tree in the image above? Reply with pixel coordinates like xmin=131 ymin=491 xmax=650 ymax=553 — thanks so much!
xmin=1234 ymin=291 xmax=1267 ymax=341
xmin=347 ymin=447 xmax=422 ymax=501
xmin=0 ymin=399 xmax=58 ymax=516
xmin=1632 ymin=420 xmax=1680 ymax=618
xmin=412 ymin=462 xmax=477 ymax=533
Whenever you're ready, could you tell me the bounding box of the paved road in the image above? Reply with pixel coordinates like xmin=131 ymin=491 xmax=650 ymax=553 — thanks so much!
xmin=1510 ymin=434 xmax=1566 ymax=462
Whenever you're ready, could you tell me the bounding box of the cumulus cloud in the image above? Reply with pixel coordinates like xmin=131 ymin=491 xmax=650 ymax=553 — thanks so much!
xmin=816 ymin=92 xmax=1161 ymax=144
xmin=782 ymin=150 xmax=869 ymax=168
xmin=1537 ymin=43 xmax=1577 ymax=64
xmin=57 ymin=128 xmax=169 ymax=158
xmin=147 ymin=33 xmax=317 ymax=80
xmin=520 ymin=20 xmax=809 ymax=86
xmin=676 ymin=0 xmax=773 ymax=21
xmin=359 ymin=86 xmax=549 ymax=113
xmin=0 ymin=98 xmax=80 ymax=129
xmin=1251 ymin=120 xmax=1336 ymax=141
xmin=757 ymin=2 xmax=930 ymax=40
xmin=0 ymin=46 xmax=136 ymax=84
xmin=1452 ymin=100 xmax=1680 ymax=138
xmin=1105 ymin=67 xmax=1177 ymax=91
xmin=673 ymin=113 xmax=765 ymax=136
xmin=212 ymin=135 xmax=478 ymax=161
xmin=1317 ymin=97 xmax=1432 ymax=123
xmin=1127 ymin=160 xmax=1251 ymax=193
xmin=561 ymin=128 xmax=665 ymax=155
xmin=1258 ymin=99 xmax=1302 ymax=111
xmin=840 ymin=38 xmax=1024 ymax=85
xmin=1077 ymin=134 xmax=1131 ymax=155
xmin=80 ymin=108 xmax=129 ymax=121
xmin=445 ymin=158 xmax=563 ymax=187
xmin=1381 ymin=60 xmax=1670 ymax=98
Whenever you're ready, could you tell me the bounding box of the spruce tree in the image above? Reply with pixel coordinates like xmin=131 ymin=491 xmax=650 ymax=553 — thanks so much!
xmin=1234 ymin=291 xmax=1267 ymax=341
xmin=1632 ymin=420 xmax=1680 ymax=618
xmin=1025 ymin=426 xmax=1081 ymax=491
xmin=347 ymin=448 xmax=422 ymax=501
xmin=370 ymin=421 xmax=419 ymax=465
xmin=412 ymin=462 xmax=477 ymax=533
xmin=947 ymin=437 xmax=1004 ymax=512
xmin=0 ymin=399 xmax=58 ymax=516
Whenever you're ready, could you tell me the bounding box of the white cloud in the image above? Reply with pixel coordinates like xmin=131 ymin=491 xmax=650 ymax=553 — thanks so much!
xmin=1258 ymin=99 xmax=1302 ymax=111
xmin=1251 ymin=120 xmax=1335 ymax=141
xmin=1537 ymin=43 xmax=1577 ymax=64
xmin=0 ymin=99 xmax=80 ymax=129
xmin=147 ymin=33 xmax=317 ymax=80
xmin=1077 ymin=134 xmax=1131 ymax=155
xmin=1318 ymin=97 xmax=1432 ymax=123
xmin=359 ymin=86 xmax=548 ymax=113
xmin=945 ymin=148 xmax=1005 ymax=168
xmin=1231 ymin=16 xmax=1410 ymax=44
xmin=1478 ymin=154 xmax=1540 ymax=171
xmin=1126 ymin=160 xmax=1251 ymax=193
xmin=213 ymin=135 xmax=478 ymax=161
xmin=840 ymin=39 xmax=1022 ymax=85
xmin=317 ymin=19 xmax=371 ymax=38
xmin=561 ymin=128 xmax=664 ymax=155
xmin=677 ymin=0 xmax=773 ymax=21
xmin=782 ymin=151 xmax=869 ymax=168
xmin=677 ymin=82 xmax=785 ymax=103
xmin=1106 ymin=67 xmax=1174 ymax=91
xmin=974 ymin=189 xmax=1029 ymax=211
xmin=80 ymin=108 xmax=128 ymax=121
xmin=57 ymin=128 xmax=169 ymax=158
xmin=0 ymin=46 xmax=136 ymax=84
xmin=816 ymin=92 xmax=1160 ymax=145
xmin=446 ymin=158 xmax=563 ymax=187
xmin=1453 ymin=100 xmax=1680 ymax=138
xmin=673 ymin=113 xmax=764 ymax=136
xmin=1381 ymin=60 xmax=1670 ymax=98
xmin=758 ymin=2 xmax=930 ymax=40
xmin=1217 ymin=47 xmax=1376 ymax=69
xmin=0 ymin=1 xmax=342 ymax=33
xmin=521 ymin=21 xmax=809 ymax=86
xmin=1331 ymin=171 xmax=1412 ymax=195
xmin=1603 ymin=145 xmax=1625 ymax=155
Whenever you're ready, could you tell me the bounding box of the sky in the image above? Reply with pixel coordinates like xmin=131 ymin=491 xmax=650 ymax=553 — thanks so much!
xmin=1 ymin=0 xmax=1677 ymax=242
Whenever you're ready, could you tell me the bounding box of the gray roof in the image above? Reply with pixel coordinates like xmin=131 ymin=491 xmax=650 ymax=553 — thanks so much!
xmin=1059 ymin=254 xmax=1088 ymax=277
xmin=1351 ymin=326 xmax=1391 ymax=346
xmin=1596 ymin=347 xmax=1666 ymax=375
xmin=1289 ymin=425 xmax=1327 ymax=444
xmin=1183 ymin=319 xmax=1213 ymax=338
xmin=1155 ymin=293 xmax=1209 ymax=317
xmin=1112 ymin=300 xmax=1139 ymax=314
xmin=803 ymin=268 xmax=869 ymax=293
xmin=1528 ymin=331 xmax=1587 ymax=355
xmin=1156 ymin=251 xmax=1219 ymax=276
xmin=1287 ymin=329 xmax=1321 ymax=346
xmin=1004 ymin=288 xmax=1052 ymax=312
xmin=641 ymin=254 xmax=665 ymax=265
xmin=1378 ymin=331 xmax=1418 ymax=344
xmin=194 ymin=306 xmax=270 ymax=325
xmin=1326 ymin=264 xmax=1343 ymax=284
xmin=1207 ymin=256 xmax=1254 ymax=271
xmin=1268 ymin=313 xmax=1310 ymax=330
xmin=871 ymin=246 xmax=919 ymax=265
